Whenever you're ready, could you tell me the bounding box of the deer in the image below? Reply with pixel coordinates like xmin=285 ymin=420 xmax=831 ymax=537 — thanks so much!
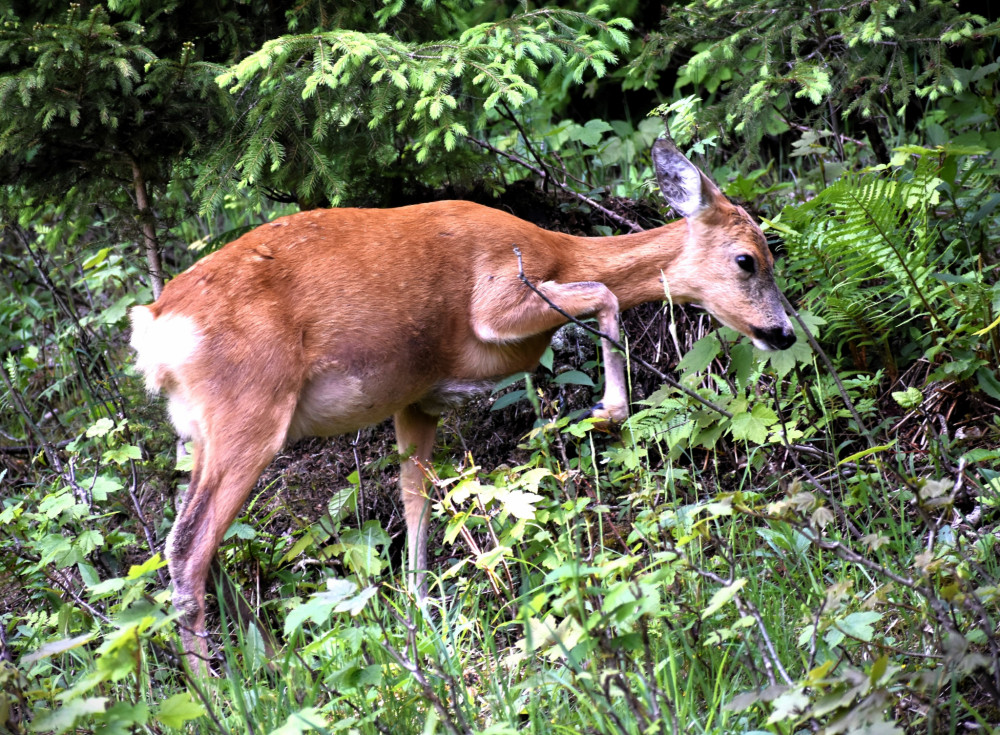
xmin=129 ymin=138 xmax=796 ymax=668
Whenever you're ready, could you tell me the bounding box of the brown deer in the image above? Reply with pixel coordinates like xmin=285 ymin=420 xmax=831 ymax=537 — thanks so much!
xmin=130 ymin=138 xmax=795 ymax=667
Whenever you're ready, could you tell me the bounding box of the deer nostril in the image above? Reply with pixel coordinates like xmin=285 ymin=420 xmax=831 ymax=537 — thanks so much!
xmin=753 ymin=325 xmax=796 ymax=350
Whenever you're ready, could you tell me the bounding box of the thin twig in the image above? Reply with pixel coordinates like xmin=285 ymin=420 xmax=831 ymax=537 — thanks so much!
xmin=467 ymin=136 xmax=643 ymax=233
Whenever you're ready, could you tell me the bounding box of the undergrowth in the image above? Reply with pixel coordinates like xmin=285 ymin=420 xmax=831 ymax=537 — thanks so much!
xmin=3 ymin=146 xmax=999 ymax=734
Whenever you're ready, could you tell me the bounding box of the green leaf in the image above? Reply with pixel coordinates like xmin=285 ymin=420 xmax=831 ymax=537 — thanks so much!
xmin=283 ymin=579 xmax=371 ymax=636
xmin=835 ymin=611 xmax=881 ymax=642
xmin=766 ymin=690 xmax=809 ymax=725
xmin=553 ymin=369 xmax=594 ymax=386
xmin=86 ymin=418 xmax=115 ymax=438
xmin=701 ymin=578 xmax=746 ymax=618
xmin=29 ymin=698 xmax=107 ymax=734
xmin=729 ymin=341 xmax=755 ymax=388
xmin=126 ymin=553 xmax=167 ymax=579
xmin=102 ymin=444 xmax=142 ymax=465
xmin=491 ymin=389 xmax=526 ymax=411
xmin=891 ymin=387 xmax=923 ymax=408
xmin=498 ymin=490 xmax=544 ymax=520
xmin=976 ymin=367 xmax=1000 ymax=401
xmin=90 ymin=475 xmax=122 ymax=501
xmin=475 ymin=545 xmax=512 ymax=571
xmin=730 ymin=405 xmax=776 ymax=445
xmin=493 ymin=372 xmax=528 ymax=391
xmin=82 ymin=248 xmax=111 ymax=270
xmin=75 ymin=529 xmax=104 ymax=555
xmin=539 ymin=346 xmax=554 ymax=371
xmin=268 ymin=707 xmax=327 ymax=735
xmin=677 ymin=334 xmax=720 ymax=374
xmin=156 ymin=693 xmax=206 ymax=729
xmin=22 ymin=633 xmax=95 ymax=666
xmin=224 ymin=521 xmax=256 ymax=540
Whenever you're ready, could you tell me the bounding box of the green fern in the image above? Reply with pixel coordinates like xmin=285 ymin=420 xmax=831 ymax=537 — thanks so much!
xmin=777 ymin=156 xmax=948 ymax=373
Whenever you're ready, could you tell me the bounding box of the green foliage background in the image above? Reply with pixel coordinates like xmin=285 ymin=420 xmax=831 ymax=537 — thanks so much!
xmin=2 ymin=1 xmax=999 ymax=734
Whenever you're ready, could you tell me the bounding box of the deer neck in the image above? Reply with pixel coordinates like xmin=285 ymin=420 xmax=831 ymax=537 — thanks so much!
xmin=561 ymin=219 xmax=692 ymax=312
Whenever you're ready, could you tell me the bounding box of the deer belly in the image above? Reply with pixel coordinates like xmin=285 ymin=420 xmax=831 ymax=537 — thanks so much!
xmin=287 ymin=369 xmax=421 ymax=440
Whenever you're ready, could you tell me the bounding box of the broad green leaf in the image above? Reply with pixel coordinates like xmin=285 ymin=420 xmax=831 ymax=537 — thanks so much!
xmin=224 ymin=521 xmax=256 ymax=540
xmin=29 ymin=698 xmax=106 ymax=734
xmin=475 ymin=545 xmax=511 ymax=572
xmin=491 ymin=389 xmax=526 ymax=411
xmin=268 ymin=707 xmax=327 ymax=735
xmin=976 ymin=367 xmax=1000 ymax=401
xmin=766 ymin=689 xmax=809 ymax=724
xmin=82 ymin=248 xmax=111 ymax=270
xmin=730 ymin=410 xmax=768 ymax=444
xmin=677 ymin=334 xmax=720 ymax=374
xmin=102 ymin=444 xmax=142 ymax=465
xmin=701 ymin=578 xmax=746 ymax=618
xmin=126 ymin=553 xmax=167 ymax=579
xmin=283 ymin=579 xmax=359 ymax=636
xmin=554 ymin=369 xmax=594 ymax=386
xmin=90 ymin=474 xmax=122 ymax=501
xmin=86 ymin=418 xmax=115 ymax=438
xmin=74 ymin=529 xmax=104 ymax=555
xmin=156 ymin=693 xmax=206 ymax=729
xmin=499 ymin=490 xmax=544 ymax=520
xmin=833 ymin=611 xmax=882 ymax=643
xmin=22 ymin=633 xmax=95 ymax=665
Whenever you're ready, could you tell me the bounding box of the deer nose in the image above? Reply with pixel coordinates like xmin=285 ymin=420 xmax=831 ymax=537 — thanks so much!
xmin=752 ymin=325 xmax=797 ymax=351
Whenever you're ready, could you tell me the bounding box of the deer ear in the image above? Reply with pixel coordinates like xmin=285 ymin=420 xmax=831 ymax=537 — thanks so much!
xmin=651 ymin=138 xmax=720 ymax=219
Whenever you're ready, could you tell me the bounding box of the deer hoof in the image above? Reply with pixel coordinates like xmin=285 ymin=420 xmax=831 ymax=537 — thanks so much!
xmin=584 ymin=402 xmax=628 ymax=427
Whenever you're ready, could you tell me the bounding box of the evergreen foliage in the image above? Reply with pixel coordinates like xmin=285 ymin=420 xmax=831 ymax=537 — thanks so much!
xmin=197 ymin=4 xmax=632 ymax=210
xmin=632 ymin=0 xmax=999 ymax=164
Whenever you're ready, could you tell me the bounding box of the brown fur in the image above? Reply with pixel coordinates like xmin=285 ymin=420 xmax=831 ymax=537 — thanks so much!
xmin=130 ymin=140 xmax=794 ymax=670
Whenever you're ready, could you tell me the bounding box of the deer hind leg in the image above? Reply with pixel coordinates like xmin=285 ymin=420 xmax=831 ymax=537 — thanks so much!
xmin=472 ymin=279 xmax=627 ymax=422
xmin=166 ymin=396 xmax=294 ymax=672
xmin=393 ymin=404 xmax=440 ymax=599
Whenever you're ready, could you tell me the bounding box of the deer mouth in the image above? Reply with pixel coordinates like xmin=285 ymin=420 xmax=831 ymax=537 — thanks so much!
xmin=751 ymin=325 xmax=796 ymax=351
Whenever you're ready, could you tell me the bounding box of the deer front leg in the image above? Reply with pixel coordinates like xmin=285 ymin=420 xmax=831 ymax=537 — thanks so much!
xmin=472 ymin=279 xmax=628 ymax=422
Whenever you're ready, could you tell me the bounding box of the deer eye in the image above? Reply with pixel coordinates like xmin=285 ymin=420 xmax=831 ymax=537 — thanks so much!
xmin=736 ymin=254 xmax=756 ymax=274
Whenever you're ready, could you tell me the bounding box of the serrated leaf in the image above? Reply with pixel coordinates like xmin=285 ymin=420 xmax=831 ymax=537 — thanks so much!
xmin=102 ymin=444 xmax=141 ymax=465
xmin=729 ymin=341 xmax=755 ymax=388
xmin=891 ymin=386 xmax=923 ymax=408
xmin=677 ymin=334 xmax=721 ymax=374
xmin=75 ymin=529 xmax=104 ymax=555
xmin=475 ymin=545 xmax=511 ymax=571
xmin=766 ymin=689 xmax=809 ymax=724
xmin=499 ymin=490 xmax=544 ymax=520
xmin=90 ymin=474 xmax=122 ymax=501
xmin=86 ymin=418 xmax=115 ymax=438
xmin=225 ymin=521 xmax=256 ymax=540
xmin=730 ymin=411 xmax=768 ymax=444
xmin=284 ymin=579 xmax=358 ymax=636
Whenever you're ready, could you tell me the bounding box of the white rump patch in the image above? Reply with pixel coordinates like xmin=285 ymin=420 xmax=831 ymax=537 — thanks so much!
xmin=129 ymin=307 xmax=202 ymax=393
